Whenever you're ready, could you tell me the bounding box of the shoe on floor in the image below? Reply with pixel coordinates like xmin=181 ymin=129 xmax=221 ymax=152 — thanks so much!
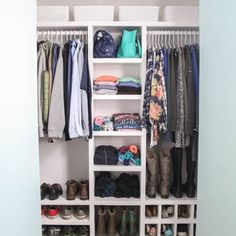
xmin=61 ymin=206 xmax=73 ymax=220
xmin=74 ymin=206 xmax=88 ymax=220
xmin=47 ymin=206 xmax=58 ymax=219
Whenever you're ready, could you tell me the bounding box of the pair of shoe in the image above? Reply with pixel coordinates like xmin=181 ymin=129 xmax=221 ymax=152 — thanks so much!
xmin=42 ymin=226 xmax=89 ymax=236
xmin=145 ymin=206 xmax=158 ymax=218
xmin=42 ymin=206 xmax=88 ymax=220
xmin=66 ymin=179 xmax=89 ymax=200
xmin=178 ymin=205 xmax=189 ymax=218
xmin=145 ymin=224 xmax=157 ymax=236
xmin=97 ymin=206 xmax=138 ymax=236
xmin=161 ymin=225 xmax=173 ymax=236
xmin=162 ymin=206 xmax=174 ymax=219
xmin=41 ymin=183 xmax=63 ymax=200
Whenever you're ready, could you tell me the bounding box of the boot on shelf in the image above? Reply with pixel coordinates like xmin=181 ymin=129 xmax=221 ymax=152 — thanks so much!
xmin=184 ymin=142 xmax=196 ymax=198
xmin=97 ymin=206 xmax=107 ymax=236
xmin=129 ymin=207 xmax=138 ymax=236
xmin=120 ymin=207 xmax=128 ymax=236
xmin=66 ymin=179 xmax=78 ymax=200
xmin=146 ymin=148 xmax=158 ymax=198
xmin=159 ymin=149 xmax=172 ymax=198
xmin=171 ymin=148 xmax=183 ymax=198
xmin=79 ymin=180 xmax=89 ymax=200
xmin=108 ymin=207 xmax=116 ymax=236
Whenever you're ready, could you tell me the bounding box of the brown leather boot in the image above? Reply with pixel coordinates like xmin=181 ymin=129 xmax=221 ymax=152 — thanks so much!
xmin=97 ymin=207 xmax=106 ymax=236
xmin=79 ymin=180 xmax=89 ymax=200
xmin=66 ymin=180 xmax=78 ymax=200
xmin=146 ymin=148 xmax=159 ymax=198
xmin=159 ymin=149 xmax=172 ymax=199
xmin=108 ymin=207 xmax=116 ymax=236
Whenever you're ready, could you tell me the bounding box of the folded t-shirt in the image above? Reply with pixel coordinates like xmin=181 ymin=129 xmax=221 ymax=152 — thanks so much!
xmin=118 ymin=77 xmax=141 ymax=84
xmin=96 ymin=75 xmax=118 ymax=83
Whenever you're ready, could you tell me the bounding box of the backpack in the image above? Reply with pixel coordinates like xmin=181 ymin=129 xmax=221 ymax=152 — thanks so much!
xmin=94 ymin=30 xmax=116 ymax=58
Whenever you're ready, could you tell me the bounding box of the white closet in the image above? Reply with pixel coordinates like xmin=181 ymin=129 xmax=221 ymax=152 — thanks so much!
xmin=38 ymin=20 xmax=198 ymax=236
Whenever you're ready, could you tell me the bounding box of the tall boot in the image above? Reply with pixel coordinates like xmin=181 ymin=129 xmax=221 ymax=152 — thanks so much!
xmin=171 ymin=148 xmax=183 ymax=198
xmin=108 ymin=207 xmax=116 ymax=236
xmin=97 ymin=207 xmax=106 ymax=236
xmin=120 ymin=207 xmax=128 ymax=236
xmin=159 ymin=149 xmax=172 ymax=198
xmin=185 ymin=143 xmax=196 ymax=198
xmin=146 ymin=148 xmax=158 ymax=198
xmin=129 ymin=208 xmax=138 ymax=236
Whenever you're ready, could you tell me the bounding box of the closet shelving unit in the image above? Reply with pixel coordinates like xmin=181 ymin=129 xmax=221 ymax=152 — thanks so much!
xmin=38 ymin=21 xmax=198 ymax=236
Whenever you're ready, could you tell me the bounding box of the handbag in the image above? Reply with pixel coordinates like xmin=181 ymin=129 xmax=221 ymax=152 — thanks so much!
xmin=117 ymin=29 xmax=142 ymax=58
xmin=94 ymin=30 xmax=116 ymax=58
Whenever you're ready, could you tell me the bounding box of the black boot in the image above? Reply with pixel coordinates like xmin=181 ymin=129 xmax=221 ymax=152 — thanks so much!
xmin=184 ymin=143 xmax=196 ymax=198
xmin=171 ymin=148 xmax=183 ymax=198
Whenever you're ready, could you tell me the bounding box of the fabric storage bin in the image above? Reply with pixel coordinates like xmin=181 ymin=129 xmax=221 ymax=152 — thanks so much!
xmin=74 ymin=6 xmax=114 ymax=21
xmin=163 ymin=6 xmax=199 ymax=23
xmin=119 ymin=6 xmax=160 ymax=21
xmin=37 ymin=6 xmax=69 ymax=22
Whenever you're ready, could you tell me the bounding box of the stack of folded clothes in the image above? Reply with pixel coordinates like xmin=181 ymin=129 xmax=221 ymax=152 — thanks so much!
xmin=117 ymin=77 xmax=141 ymax=94
xmin=93 ymin=75 xmax=118 ymax=95
xmin=118 ymin=145 xmax=141 ymax=166
xmin=112 ymin=113 xmax=141 ymax=131
xmin=94 ymin=116 xmax=114 ymax=131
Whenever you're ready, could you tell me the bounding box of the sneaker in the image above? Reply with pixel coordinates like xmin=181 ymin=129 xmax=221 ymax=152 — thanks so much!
xmin=47 ymin=206 xmax=58 ymax=219
xmin=42 ymin=226 xmax=47 ymax=236
xmin=48 ymin=226 xmax=61 ymax=236
xmin=74 ymin=206 xmax=88 ymax=220
xmin=77 ymin=226 xmax=89 ymax=236
xmin=61 ymin=206 xmax=73 ymax=220
xmin=62 ymin=226 xmax=75 ymax=236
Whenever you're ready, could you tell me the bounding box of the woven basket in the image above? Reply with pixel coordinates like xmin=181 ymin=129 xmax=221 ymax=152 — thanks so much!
xmin=37 ymin=6 xmax=69 ymax=22
xmin=74 ymin=6 xmax=114 ymax=21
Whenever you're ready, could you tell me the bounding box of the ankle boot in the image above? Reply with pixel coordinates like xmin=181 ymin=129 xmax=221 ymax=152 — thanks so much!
xmin=120 ymin=207 xmax=128 ymax=236
xmin=97 ymin=207 xmax=106 ymax=236
xmin=184 ymin=143 xmax=196 ymax=198
xmin=66 ymin=180 xmax=78 ymax=200
xmin=79 ymin=180 xmax=89 ymax=200
xmin=159 ymin=149 xmax=172 ymax=198
xmin=129 ymin=208 xmax=138 ymax=236
xmin=146 ymin=148 xmax=158 ymax=198
xmin=171 ymin=148 xmax=183 ymax=198
xmin=108 ymin=207 xmax=116 ymax=236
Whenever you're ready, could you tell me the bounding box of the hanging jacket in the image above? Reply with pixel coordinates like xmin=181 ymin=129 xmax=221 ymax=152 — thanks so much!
xmin=48 ymin=47 xmax=65 ymax=138
xmin=37 ymin=45 xmax=46 ymax=137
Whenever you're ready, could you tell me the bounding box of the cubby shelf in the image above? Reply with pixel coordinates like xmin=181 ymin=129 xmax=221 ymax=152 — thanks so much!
xmin=92 ymin=165 xmax=142 ymax=172
xmin=92 ymin=58 xmax=143 ymax=64
xmin=41 ymin=215 xmax=90 ymax=226
xmin=94 ymin=197 xmax=141 ymax=206
xmin=41 ymin=196 xmax=90 ymax=206
xmin=93 ymin=131 xmax=143 ymax=137
xmin=93 ymin=95 xmax=142 ymax=100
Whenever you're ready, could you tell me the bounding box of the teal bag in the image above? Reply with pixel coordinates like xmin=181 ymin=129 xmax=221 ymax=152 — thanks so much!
xmin=117 ymin=29 xmax=142 ymax=58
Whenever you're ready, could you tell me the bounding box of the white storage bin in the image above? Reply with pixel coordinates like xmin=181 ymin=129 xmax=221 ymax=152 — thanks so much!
xmin=74 ymin=6 xmax=114 ymax=21
xmin=37 ymin=6 xmax=69 ymax=22
xmin=119 ymin=6 xmax=160 ymax=22
xmin=163 ymin=6 xmax=199 ymax=23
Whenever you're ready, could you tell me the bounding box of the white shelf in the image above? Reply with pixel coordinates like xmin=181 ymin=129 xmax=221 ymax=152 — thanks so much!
xmin=94 ymin=197 xmax=141 ymax=205
xmin=145 ymin=194 xmax=197 ymax=205
xmin=42 ymin=215 xmax=90 ymax=225
xmin=93 ymin=95 xmax=142 ymax=100
xmin=93 ymin=165 xmax=142 ymax=172
xmin=41 ymin=195 xmax=90 ymax=206
xmin=92 ymin=58 xmax=143 ymax=64
xmin=93 ymin=131 xmax=143 ymax=137
xmin=145 ymin=216 xmax=160 ymax=224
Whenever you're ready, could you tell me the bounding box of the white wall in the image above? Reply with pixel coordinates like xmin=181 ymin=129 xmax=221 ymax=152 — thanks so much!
xmin=37 ymin=0 xmax=199 ymax=20
xmin=0 ymin=1 xmax=41 ymax=236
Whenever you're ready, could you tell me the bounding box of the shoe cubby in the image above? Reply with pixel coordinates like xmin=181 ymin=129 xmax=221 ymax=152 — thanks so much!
xmin=145 ymin=205 xmax=159 ymax=222
xmin=161 ymin=224 xmax=175 ymax=236
xmin=177 ymin=224 xmax=191 ymax=236
xmin=42 ymin=225 xmax=90 ymax=236
xmin=178 ymin=205 xmax=191 ymax=219
xmin=145 ymin=224 xmax=158 ymax=236
xmin=161 ymin=205 xmax=175 ymax=220
xmin=95 ymin=206 xmax=140 ymax=236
